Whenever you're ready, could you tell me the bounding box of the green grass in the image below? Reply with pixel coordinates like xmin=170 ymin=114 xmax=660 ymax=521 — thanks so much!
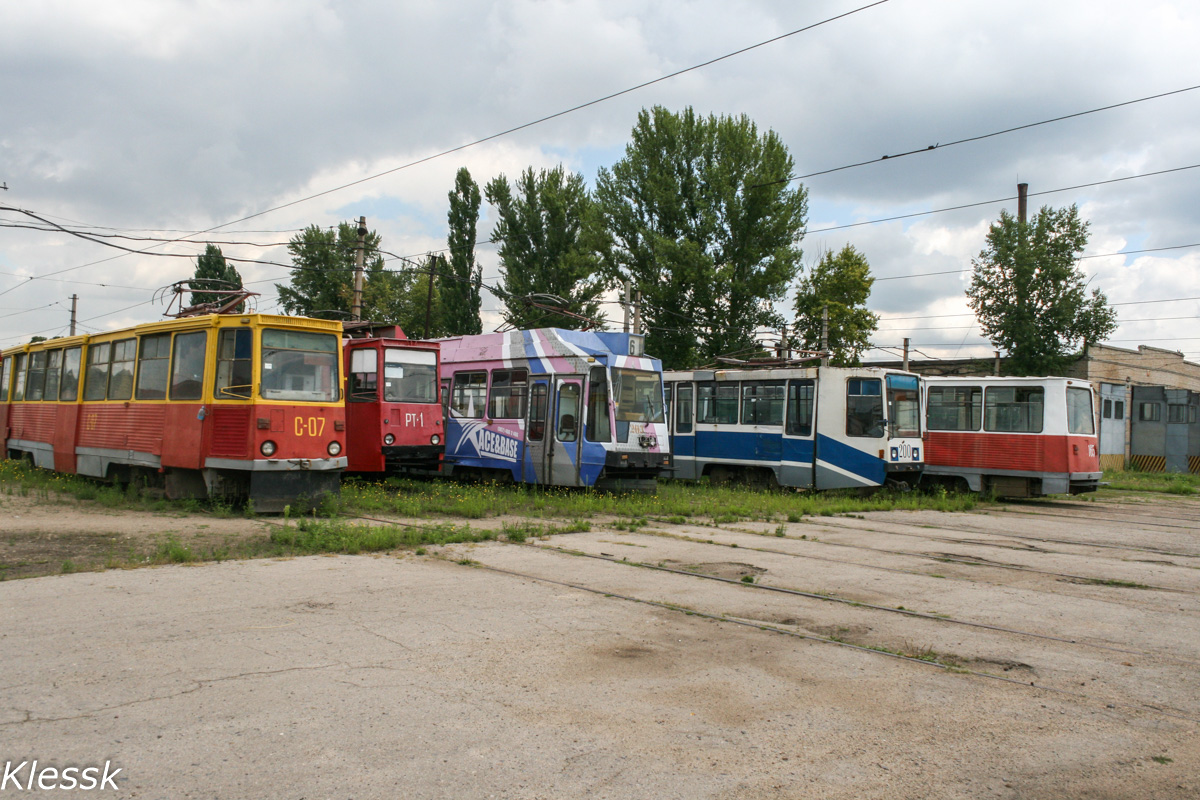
xmin=1102 ymin=469 xmax=1200 ymax=495
xmin=338 ymin=477 xmax=985 ymax=524
xmin=269 ymin=519 xmax=494 ymax=554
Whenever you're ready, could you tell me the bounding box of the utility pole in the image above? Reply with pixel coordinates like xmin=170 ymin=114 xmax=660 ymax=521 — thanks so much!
xmin=633 ymin=290 xmax=642 ymax=335
xmin=69 ymin=294 xmax=78 ymax=336
xmin=423 ymin=257 xmax=437 ymax=338
xmin=820 ymin=305 xmax=829 ymax=366
xmin=779 ymin=322 xmax=788 ymax=360
xmin=994 ymin=350 xmax=1002 ymax=376
xmin=623 ymin=280 xmax=631 ymax=333
xmin=351 ymin=216 xmax=367 ymax=321
xmin=1017 ymin=183 xmax=1028 ymax=224
xmin=902 ymin=337 xmax=910 ymax=372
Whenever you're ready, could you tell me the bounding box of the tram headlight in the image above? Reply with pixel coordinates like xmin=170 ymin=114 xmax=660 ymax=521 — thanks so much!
xmin=328 ymin=441 xmax=342 ymax=457
xmin=260 ymin=440 xmax=277 ymax=457
xmin=430 ymin=434 xmax=441 ymax=445
xmin=383 ymin=433 xmax=395 ymax=446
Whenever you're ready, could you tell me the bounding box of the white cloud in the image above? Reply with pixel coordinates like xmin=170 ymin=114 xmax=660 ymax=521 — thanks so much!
xmin=2 ymin=0 xmax=1198 ymax=353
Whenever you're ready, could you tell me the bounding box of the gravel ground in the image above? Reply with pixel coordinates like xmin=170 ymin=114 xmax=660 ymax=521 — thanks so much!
xmin=1 ymin=493 xmax=1198 ymax=798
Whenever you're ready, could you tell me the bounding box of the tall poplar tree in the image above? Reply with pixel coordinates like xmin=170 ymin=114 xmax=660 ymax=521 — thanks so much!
xmin=486 ymin=165 xmax=606 ymax=330
xmin=439 ymin=168 xmax=484 ymax=335
xmin=595 ymin=106 xmax=807 ymax=369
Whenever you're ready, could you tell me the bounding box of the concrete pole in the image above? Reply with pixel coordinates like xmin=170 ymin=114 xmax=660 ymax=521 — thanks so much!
xmin=69 ymin=294 xmax=78 ymax=336
xmin=623 ymin=280 xmax=631 ymax=333
xmin=351 ymin=216 xmax=367 ymax=321
xmin=820 ymin=305 xmax=829 ymax=367
xmin=633 ymin=290 xmax=642 ymax=335
xmin=1018 ymin=183 xmax=1028 ymax=224
xmin=903 ymin=337 xmax=910 ymax=371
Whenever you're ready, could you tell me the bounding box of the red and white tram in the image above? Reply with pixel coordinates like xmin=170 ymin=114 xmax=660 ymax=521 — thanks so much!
xmin=922 ymin=376 xmax=1101 ymax=497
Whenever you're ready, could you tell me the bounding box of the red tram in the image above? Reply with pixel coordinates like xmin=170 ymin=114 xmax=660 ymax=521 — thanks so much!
xmin=922 ymin=376 xmax=1101 ymax=497
xmin=1 ymin=313 xmax=346 ymax=510
xmin=342 ymin=325 xmax=443 ymax=474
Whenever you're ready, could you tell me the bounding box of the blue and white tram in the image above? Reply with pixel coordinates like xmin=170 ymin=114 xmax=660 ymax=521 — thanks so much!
xmin=663 ymin=365 xmax=924 ymax=489
xmin=437 ymin=328 xmax=671 ymax=491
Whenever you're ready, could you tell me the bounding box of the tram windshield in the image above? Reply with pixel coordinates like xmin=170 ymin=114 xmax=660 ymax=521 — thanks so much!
xmin=886 ymin=374 xmax=921 ymax=437
xmin=260 ymin=329 xmax=340 ymax=402
xmin=612 ymin=368 xmax=665 ymax=423
xmin=383 ymin=348 xmax=439 ymax=403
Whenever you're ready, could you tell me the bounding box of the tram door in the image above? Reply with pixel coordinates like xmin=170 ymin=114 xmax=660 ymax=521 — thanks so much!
xmin=552 ymin=376 xmax=584 ymax=486
xmin=523 ymin=377 xmax=551 ymax=484
xmin=780 ymin=378 xmax=817 ymax=489
xmin=672 ymin=383 xmax=696 ymax=479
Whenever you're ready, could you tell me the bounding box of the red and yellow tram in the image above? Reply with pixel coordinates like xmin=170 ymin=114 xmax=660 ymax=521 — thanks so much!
xmin=342 ymin=325 xmax=443 ymax=474
xmin=1 ymin=313 xmax=346 ymax=510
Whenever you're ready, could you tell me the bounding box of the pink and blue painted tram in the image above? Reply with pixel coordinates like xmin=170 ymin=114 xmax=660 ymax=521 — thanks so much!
xmin=436 ymin=328 xmax=670 ymax=491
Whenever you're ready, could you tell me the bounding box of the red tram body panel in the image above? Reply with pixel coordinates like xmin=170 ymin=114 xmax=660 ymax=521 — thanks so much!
xmin=922 ymin=376 xmax=1101 ymax=497
xmin=1 ymin=314 xmax=346 ymax=511
xmin=342 ymin=328 xmax=443 ymax=474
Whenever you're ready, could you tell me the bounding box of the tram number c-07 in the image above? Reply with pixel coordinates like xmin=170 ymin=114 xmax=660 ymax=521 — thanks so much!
xmin=294 ymin=417 xmax=328 ymax=437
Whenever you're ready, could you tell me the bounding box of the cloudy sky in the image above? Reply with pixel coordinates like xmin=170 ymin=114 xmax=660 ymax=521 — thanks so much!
xmin=2 ymin=0 xmax=1198 ymax=364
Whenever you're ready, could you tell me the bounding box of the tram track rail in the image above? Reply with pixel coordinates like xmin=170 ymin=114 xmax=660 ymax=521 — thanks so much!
xmin=639 ymin=521 xmax=1200 ymax=598
xmin=466 ymin=548 xmax=1200 ymax=725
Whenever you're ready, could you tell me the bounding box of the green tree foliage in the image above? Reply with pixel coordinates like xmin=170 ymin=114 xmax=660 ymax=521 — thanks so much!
xmin=369 ymin=255 xmax=449 ymax=338
xmin=188 ymin=244 xmax=243 ymax=308
xmin=595 ymin=106 xmax=808 ymax=369
xmin=277 ymin=222 xmax=381 ymax=318
xmin=967 ymin=205 xmax=1117 ymax=375
xmin=440 ymin=168 xmax=484 ymax=335
xmin=792 ymin=245 xmax=879 ymax=366
xmin=485 ymin=165 xmax=606 ymax=331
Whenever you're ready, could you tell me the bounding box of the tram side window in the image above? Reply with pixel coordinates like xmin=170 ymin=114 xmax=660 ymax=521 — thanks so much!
xmin=786 ymin=380 xmax=814 ymax=436
xmin=927 ymin=386 xmax=981 ymax=431
xmin=1067 ymin=387 xmax=1095 ymax=434
xmin=585 ymin=366 xmax=612 ymax=443
xmin=528 ymin=383 xmax=548 ymax=441
xmin=136 ymin=334 xmax=172 ymax=400
xmin=1113 ymin=400 xmax=1124 ymax=420
xmin=59 ymin=347 xmax=82 ymax=402
xmin=348 ymin=349 xmax=378 ymax=401
xmin=83 ymin=343 xmax=111 ymax=401
xmin=170 ymin=332 xmax=207 ymax=401
xmin=1102 ymin=399 xmax=1112 ymax=418
xmin=107 ymin=339 xmax=136 ymax=401
xmin=215 ymin=329 xmax=253 ymax=399
xmin=742 ymin=381 xmax=785 ymax=426
xmin=11 ymin=354 xmax=28 ymax=401
xmin=489 ymin=369 xmax=529 ymax=419
xmin=451 ymin=371 xmax=487 ymax=418
xmin=846 ymin=378 xmax=885 ymax=438
xmin=697 ymin=382 xmax=739 ymax=425
xmin=984 ymin=386 xmax=1044 ymax=433
xmin=25 ymin=351 xmax=47 ymax=401
xmin=43 ymin=350 xmax=63 ymax=401
xmin=557 ymin=383 xmax=580 ymax=442
xmin=675 ymin=384 xmax=694 ymax=434
xmin=0 ymin=356 xmax=11 ymax=401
